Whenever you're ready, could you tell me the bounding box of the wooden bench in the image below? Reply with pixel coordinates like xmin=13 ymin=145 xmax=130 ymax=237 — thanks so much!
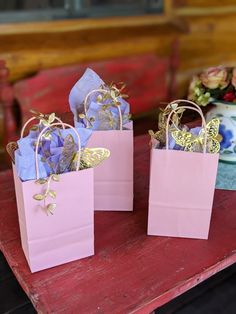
xmin=0 ymin=49 xmax=178 ymax=147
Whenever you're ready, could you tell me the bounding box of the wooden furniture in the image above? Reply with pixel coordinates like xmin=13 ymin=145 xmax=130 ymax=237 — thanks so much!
xmin=0 ymin=1 xmax=185 ymax=155
xmin=0 ymin=48 xmax=179 ymax=146
xmin=172 ymin=0 xmax=236 ymax=97
xmin=1 ymin=134 xmax=236 ymax=313
xmin=3 ymin=1 xmax=236 ymax=100
xmin=0 ymin=1 xmax=180 ymax=83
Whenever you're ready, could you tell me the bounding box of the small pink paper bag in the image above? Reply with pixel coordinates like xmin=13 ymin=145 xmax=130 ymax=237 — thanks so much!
xmin=148 ymin=101 xmax=219 ymax=239
xmin=69 ymin=72 xmax=133 ymax=211
xmin=11 ymin=122 xmax=94 ymax=273
xmin=87 ymin=123 xmax=133 ymax=211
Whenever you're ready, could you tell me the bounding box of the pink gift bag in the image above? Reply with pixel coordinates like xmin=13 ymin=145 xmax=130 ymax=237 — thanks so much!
xmin=148 ymin=100 xmax=219 ymax=239
xmin=87 ymin=123 xmax=133 ymax=211
xmin=11 ymin=120 xmax=94 ymax=272
xmin=84 ymin=89 xmax=134 ymax=212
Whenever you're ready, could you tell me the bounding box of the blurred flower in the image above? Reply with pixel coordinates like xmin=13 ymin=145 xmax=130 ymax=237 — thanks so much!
xmin=223 ymin=91 xmax=235 ymax=102
xmin=200 ymin=66 xmax=229 ymax=89
xmin=219 ymin=124 xmax=233 ymax=149
xmin=188 ymin=66 xmax=236 ymax=106
xmin=231 ymin=67 xmax=236 ymax=88
xmin=188 ymin=75 xmax=211 ymax=106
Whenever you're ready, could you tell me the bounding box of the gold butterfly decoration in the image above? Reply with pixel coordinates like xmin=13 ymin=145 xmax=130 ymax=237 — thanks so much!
xmin=149 ymin=103 xmax=185 ymax=146
xmin=6 ymin=138 xmax=110 ymax=215
xmin=33 ymin=147 xmax=110 ymax=215
xmin=171 ymin=118 xmax=221 ymax=153
xmin=6 ymin=109 xmax=112 ymax=215
xmin=80 ymin=82 xmax=129 ymax=130
xmin=81 ymin=147 xmax=110 ymax=168
xmin=71 ymin=147 xmax=110 ymax=170
xmin=6 ymin=139 xmax=110 ymax=170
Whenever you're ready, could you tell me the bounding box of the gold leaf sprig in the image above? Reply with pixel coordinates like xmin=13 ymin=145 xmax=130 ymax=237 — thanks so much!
xmin=97 ymin=82 xmax=128 ymax=108
xmin=78 ymin=113 xmax=95 ymax=128
xmin=29 ymin=110 xmax=57 ymax=132
xmin=33 ymin=174 xmax=60 ymax=215
xmin=80 ymin=83 xmax=129 ymax=130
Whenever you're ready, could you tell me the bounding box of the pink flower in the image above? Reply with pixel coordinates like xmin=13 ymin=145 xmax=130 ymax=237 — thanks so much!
xmin=223 ymin=91 xmax=236 ymax=102
xmin=200 ymin=66 xmax=229 ymax=89
xmin=231 ymin=67 xmax=236 ymax=88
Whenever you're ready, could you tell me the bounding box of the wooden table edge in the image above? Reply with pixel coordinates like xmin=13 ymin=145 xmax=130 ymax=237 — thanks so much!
xmin=130 ymin=252 xmax=236 ymax=314
xmin=1 ymin=239 xmax=236 ymax=314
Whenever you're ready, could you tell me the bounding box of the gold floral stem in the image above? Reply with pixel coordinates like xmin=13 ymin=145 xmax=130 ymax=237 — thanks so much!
xmin=83 ymin=88 xmax=123 ymax=130
xmin=20 ymin=116 xmax=64 ymax=139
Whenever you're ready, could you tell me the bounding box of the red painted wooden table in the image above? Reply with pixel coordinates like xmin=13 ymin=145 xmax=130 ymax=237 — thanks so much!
xmin=1 ymin=135 xmax=236 ymax=314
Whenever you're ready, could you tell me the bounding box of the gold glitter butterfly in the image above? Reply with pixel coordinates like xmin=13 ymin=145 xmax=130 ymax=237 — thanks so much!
xmin=70 ymin=148 xmax=110 ymax=170
xmin=171 ymin=118 xmax=221 ymax=153
xmin=149 ymin=104 xmax=185 ymax=146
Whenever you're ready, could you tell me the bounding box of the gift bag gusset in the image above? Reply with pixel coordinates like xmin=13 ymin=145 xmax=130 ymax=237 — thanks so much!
xmin=148 ymin=100 xmax=220 ymax=240
xmin=7 ymin=116 xmax=110 ymax=272
xmin=69 ymin=69 xmax=133 ymax=211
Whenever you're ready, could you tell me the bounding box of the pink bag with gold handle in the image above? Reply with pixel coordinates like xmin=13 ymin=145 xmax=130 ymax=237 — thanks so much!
xmin=148 ymin=100 xmax=219 ymax=239
xmin=10 ymin=118 xmax=95 ymax=272
xmin=83 ymin=88 xmax=134 ymax=212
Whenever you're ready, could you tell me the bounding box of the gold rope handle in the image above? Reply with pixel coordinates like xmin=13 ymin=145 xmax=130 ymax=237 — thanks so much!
xmin=35 ymin=122 xmax=81 ymax=180
xmin=168 ymin=99 xmax=205 ymax=128
xmin=165 ymin=100 xmax=208 ymax=154
xmin=83 ymin=88 xmax=123 ymax=130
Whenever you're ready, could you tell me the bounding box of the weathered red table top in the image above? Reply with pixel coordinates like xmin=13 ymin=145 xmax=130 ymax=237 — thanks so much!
xmin=1 ymin=135 xmax=236 ymax=314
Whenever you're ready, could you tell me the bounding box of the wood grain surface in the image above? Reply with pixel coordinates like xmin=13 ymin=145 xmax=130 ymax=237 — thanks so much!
xmin=0 ymin=14 xmax=181 ymax=83
xmin=0 ymin=134 xmax=236 ymax=314
xmin=2 ymin=0 xmax=236 ymax=99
